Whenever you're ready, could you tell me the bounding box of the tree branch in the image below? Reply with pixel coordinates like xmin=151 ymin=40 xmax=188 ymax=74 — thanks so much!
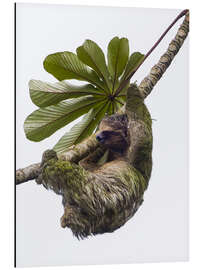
xmin=16 ymin=134 xmax=100 ymax=185
xmin=16 ymin=163 xmax=41 ymax=185
xmin=138 ymin=11 xmax=189 ymax=98
xmin=114 ymin=9 xmax=189 ymax=97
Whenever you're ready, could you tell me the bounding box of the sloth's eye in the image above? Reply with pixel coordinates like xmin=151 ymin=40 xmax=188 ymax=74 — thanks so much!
xmin=101 ymin=131 xmax=110 ymax=137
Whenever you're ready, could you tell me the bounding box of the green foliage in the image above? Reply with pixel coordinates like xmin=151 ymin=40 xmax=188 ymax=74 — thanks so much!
xmin=24 ymin=36 xmax=144 ymax=152
xmin=120 ymin=52 xmax=144 ymax=82
xmin=107 ymin=37 xmax=129 ymax=91
xmin=77 ymin=39 xmax=112 ymax=91
xmin=24 ymin=96 xmax=104 ymax=141
xmin=53 ymin=102 xmax=109 ymax=153
xmin=29 ymin=80 xmax=104 ymax=107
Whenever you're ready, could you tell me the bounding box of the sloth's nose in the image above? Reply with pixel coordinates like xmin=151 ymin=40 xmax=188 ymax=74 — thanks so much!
xmin=96 ymin=134 xmax=103 ymax=142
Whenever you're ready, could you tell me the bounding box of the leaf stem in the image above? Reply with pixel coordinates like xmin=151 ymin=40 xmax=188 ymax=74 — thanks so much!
xmin=114 ymin=9 xmax=189 ymax=97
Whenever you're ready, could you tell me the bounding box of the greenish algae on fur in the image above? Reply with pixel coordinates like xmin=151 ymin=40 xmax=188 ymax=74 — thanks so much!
xmin=37 ymin=84 xmax=153 ymax=239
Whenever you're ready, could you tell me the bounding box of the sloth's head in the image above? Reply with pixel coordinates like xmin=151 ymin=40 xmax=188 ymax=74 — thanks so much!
xmin=96 ymin=114 xmax=129 ymax=153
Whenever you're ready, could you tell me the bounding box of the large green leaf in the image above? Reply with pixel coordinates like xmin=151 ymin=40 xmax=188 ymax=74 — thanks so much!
xmin=53 ymin=101 xmax=110 ymax=153
xmin=77 ymin=39 xmax=112 ymax=91
xmin=29 ymin=79 xmax=105 ymax=107
xmin=107 ymin=37 xmax=129 ymax=90
xmin=24 ymin=95 xmax=105 ymax=142
xmin=120 ymin=52 xmax=144 ymax=82
xmin=43 ymin=51 xmax=105 ymax=91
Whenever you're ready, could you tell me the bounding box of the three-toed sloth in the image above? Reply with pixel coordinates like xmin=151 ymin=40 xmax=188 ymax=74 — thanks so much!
xmin=38 ymin=112 xmax=151 ymax=239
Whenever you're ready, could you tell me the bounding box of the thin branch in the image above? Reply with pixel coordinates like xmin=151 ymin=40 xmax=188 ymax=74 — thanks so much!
xmin=139 ymin=11 xmax=189 ymax=98
xmin=16 ymin=163 xmax=41 ymax=185
xmin=16 ymin=134 xmax=100 ymax=185
xmin=114 ymin=9 xmax=189 ymax=97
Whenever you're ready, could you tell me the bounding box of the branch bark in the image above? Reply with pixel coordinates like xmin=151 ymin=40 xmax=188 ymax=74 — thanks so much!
xmin=139 ymin=11 xmax=189 ymax=98
xmin=16 ymin=163 xmax=41 ymax=185
xmin=114 ymin=9 xmax=189 ymax=97
xmin=16 ymin=134 xmax=101 ymax=185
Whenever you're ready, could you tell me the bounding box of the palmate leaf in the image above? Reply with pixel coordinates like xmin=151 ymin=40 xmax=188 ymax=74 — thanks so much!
xmin=120 ymin=52 xmax=144 ymax=82
xmin=43 ymin=51 xmax=106 ymax=91
xmin=29 ymin=79 xmax=105 ymax=107
xmin=76 ymin=39 xmax=112 ymax=92
xmin=24 ymin=95 xmax=105 ymax=142
xmin=53 ymin=101 xmax=110 ymax=153
xmin=107 ymin=37 xmax=129 ymax=90
xmin=25 ymin=37 xmax=145 ymax=145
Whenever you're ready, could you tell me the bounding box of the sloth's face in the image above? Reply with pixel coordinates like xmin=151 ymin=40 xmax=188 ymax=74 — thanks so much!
xmin=96 ymin=130 xmax=128 ymax=153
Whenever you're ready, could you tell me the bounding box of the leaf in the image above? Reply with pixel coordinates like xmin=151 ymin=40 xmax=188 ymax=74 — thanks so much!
xmin=24 ymin=95 xmax=105 ymax=142
xmin=107 ymin=102 xmax=114 ymax=115
xmin=43 ymin=51 xmax=105 ymax=91
xmin=107 ymin=37 xmax=129 ymax=89
xmin=77 ymin=39 xmax=112 ymax=91
xmin=115 ymin=97 xmax=125 ymax=111
xmin=29 ymin=79 xmax=104 ymax=107
xmin=53 ymin=101 xmax=110 ymax=153
xmin=120 ymin=52 xmax=144 ymax=82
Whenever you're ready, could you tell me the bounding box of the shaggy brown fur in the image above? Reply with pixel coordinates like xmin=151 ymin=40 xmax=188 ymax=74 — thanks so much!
xmin=37 ymin=108 xmax=152 ymax=239
xmin=79 ymin=114 xmax=129 ymax=171
xmin=97 ymin=114 xmax=129 ymax=153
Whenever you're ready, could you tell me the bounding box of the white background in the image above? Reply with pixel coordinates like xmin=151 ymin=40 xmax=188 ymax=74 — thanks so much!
xmin=1 ymin=0 xmax=203 ymax=270
xmin=15 ymin=3 xmax=188 ymax=267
